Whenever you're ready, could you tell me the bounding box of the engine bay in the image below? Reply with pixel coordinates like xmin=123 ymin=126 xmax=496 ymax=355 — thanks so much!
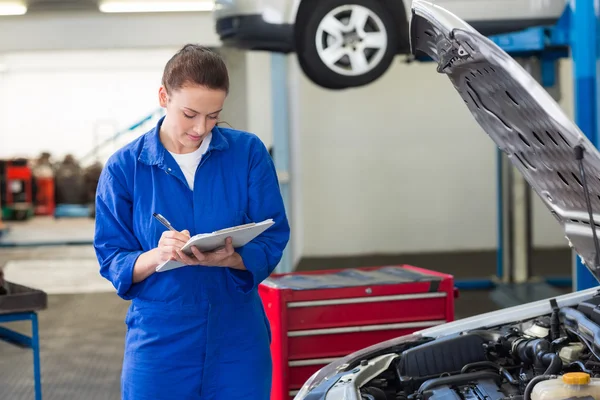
xmin=354 ymin=294 xmax=600 ymax=400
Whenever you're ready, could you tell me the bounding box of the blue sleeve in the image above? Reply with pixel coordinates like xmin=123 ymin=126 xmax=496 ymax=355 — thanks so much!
xmin=227 ymin=138 xmax=290 ymax=293
xmin=93 ymin=163 xmax=144 ymax=300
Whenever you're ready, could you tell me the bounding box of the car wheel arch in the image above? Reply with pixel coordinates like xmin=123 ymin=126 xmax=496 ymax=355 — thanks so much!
xmin=294 ymin=0 xmax=409 ymax=53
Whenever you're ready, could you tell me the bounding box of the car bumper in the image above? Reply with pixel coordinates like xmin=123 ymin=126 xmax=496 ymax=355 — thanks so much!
xmin=215 ymin=14 xmax=294 ymax=53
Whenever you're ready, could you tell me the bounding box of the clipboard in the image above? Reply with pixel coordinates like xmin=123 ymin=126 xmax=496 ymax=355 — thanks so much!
xmin=155 ymin=219 xmax=275 ymax=272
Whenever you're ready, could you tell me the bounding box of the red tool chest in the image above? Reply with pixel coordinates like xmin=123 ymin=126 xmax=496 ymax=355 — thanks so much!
xmin=258 ymin=265 xmax=456 ymax=400
xmin=3 ymin=160 xmax=33 ymax=206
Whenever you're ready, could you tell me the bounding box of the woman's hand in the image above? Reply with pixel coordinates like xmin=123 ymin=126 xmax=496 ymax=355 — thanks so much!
xmin=176 ymin=237 xmax=246 ymax=270
xmin=132 ymin=229 xmax=192 ymax=283
xmin=156 ymin=229 xmax=192 ymax=264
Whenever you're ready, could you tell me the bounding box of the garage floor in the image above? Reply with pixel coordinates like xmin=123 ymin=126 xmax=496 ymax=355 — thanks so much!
xmin=0 ymin=217 xmax=574 ymax=399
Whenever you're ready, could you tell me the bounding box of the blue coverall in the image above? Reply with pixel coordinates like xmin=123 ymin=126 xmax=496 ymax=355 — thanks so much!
xmin=93 ymin=116 xmax=290 ymax=399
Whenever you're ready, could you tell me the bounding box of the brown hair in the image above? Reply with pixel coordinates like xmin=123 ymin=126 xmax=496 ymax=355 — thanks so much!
xmin=161 ymin=44 xmax=229 ymax=94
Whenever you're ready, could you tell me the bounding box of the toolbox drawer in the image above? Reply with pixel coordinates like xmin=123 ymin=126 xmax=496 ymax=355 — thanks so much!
xmin=287 ymin=319 xmax=446 ymax=360
xmin=286 ymin=291 xmax=449 ymax=331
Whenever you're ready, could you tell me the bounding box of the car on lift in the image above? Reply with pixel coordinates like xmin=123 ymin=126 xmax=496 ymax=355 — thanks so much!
xmin=213 ymin=0 xmax=566 ymax=89
xmin=293 ymin=1 xmax=600 ymax=399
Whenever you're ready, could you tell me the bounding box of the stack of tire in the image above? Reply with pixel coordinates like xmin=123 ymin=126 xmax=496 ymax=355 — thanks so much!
xmin=54 ymin=154 xmax=86 ymax=205
xmin=0 ymin=268 xmax=6 ymax=295
xmin=83 ymin=162 xmax=103 ymax=218
xmin=32 ymin=152 xmax=56 ymax=216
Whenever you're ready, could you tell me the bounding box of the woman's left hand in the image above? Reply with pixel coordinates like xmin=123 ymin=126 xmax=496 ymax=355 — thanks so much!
xmin=175 ymin=237 xmax=246 ymax=270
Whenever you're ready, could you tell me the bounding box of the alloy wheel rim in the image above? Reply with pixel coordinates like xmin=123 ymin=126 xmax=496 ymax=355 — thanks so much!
xmin=315 ymin=4 xmax=388 ymax=77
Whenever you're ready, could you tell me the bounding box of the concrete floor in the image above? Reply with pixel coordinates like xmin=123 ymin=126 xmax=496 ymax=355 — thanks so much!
xmin=0 ymin=293 xmax=127 ymax=400
xmin=0 ymin=217 xmax=576 ymax=399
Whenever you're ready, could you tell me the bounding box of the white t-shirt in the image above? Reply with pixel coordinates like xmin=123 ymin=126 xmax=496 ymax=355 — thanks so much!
xmin=168 ymin=133 xmax=212 ymax=190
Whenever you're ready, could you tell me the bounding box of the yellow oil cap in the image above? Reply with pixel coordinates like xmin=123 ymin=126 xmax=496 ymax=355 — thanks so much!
xmin=563 ymin=372 xmax=591 ymax=385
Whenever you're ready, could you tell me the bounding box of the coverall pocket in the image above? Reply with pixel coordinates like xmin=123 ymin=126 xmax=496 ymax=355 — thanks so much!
xmin=224 ymin=209 xmax=252 ymax=228
xmin=237 ymin=210 xmax=252 ymax=224
xmin=259 ymin=304 xmax=272 ymax=344
xmin=125 ymin=301 xmax=209 ymax=360
xmin=197 ymin=209 xmax=249 ymax=235
xmin=124 ymin=306 xmax=134 ymax=327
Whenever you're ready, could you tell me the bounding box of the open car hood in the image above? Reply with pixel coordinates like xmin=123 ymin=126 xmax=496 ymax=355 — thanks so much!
xmin=410 ymin=0 xmax=600 ymax=284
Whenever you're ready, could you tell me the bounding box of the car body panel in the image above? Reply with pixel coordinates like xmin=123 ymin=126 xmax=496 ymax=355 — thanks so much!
xmin=415 ymin=286 xmax=600 ymax=338
xmin=413 ymin=0 xmax=566 ymax=35
xmin=411 ymin=0 xmax=566 ymax=23
xmin=214 ymin=0 xmax=567 ymax=30
xmin=214 ymin=0 xmax=291 ymax=24
xmin=213 ymin=0 xmax=294 ymax=52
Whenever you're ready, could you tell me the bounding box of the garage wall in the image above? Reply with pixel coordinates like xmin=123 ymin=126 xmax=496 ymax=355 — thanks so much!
xmin=218 ymin=49 xmax=274 ymax=148
xmin=246 ymin=52 xmax=274 ymax=148
xmin=297 ymin=57 xmax=574 ymax=257
xmin=0 ymin=48 xmax=272 ymax=162
xmin=0 ymin=49 xmax=173 ymax=162
xmin=218 ymin=48 xmax=250 ymax=133
xmin=0 ymin=11 xmax=220 ymax=52
xmin=0 ymin=8 xmax=576 ymax=260
xmin=0 ymin=11 xmax=262 ymax=161
xmin=220 ymin=51 xmax=572 ymax=258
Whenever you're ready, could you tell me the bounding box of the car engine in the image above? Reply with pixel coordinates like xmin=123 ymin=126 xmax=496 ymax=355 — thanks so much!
xmin=353 ymin=296 xmax=600 ymax=400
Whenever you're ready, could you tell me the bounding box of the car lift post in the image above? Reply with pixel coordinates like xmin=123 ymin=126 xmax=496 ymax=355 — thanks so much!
xmin=489 ymin=57 xmax=567 ymax=308
xmin=455 ymin=3 xmax=592 ymax=294
xmin=477 ymin=0 xmax=600 ymax=296
xmin=271 ymin=53 xmax=294 ymax=274
xmin=0 ymin=311 xmax=42 ymax=400
xmin=571 ymin=0 xmax=599 ymax=291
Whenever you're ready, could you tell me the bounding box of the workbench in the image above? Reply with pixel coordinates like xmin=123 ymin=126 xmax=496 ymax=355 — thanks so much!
xmin=0 ymin=281 xmax=47 ymax=400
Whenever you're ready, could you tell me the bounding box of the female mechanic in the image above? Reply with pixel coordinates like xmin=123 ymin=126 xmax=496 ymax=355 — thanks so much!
xmin=93 ymin=44 xmax=290 ymax=400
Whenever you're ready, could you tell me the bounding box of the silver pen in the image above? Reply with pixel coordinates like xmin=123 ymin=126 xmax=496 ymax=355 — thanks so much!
xmin=153 ymin=213 xmax=176 ymax=231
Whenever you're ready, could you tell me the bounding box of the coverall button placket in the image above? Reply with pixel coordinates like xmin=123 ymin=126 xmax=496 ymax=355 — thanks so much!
xmin=161 ymin=156 xmax=191 ymax=190
xmin=193 ymin=151 xmax=212 ymax=233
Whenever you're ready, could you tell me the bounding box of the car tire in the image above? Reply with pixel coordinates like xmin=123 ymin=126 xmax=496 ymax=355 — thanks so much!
xmin=296 ymin=0 xmax=399 ymax=89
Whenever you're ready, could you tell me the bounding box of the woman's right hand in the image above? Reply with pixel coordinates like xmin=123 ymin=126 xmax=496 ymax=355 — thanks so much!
xmin=156 ymin=229 xmax=191 ymax=263
xmin=132 ymin=230 xmax=192 ymax=283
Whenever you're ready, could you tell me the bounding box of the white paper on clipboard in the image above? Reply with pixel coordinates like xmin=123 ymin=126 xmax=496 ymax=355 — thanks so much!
xmin=155 ymin=219 xmax=274 ymax=272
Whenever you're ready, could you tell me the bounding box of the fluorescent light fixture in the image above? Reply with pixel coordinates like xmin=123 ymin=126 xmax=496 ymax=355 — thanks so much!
xmin=99 ymin=1 xmax=214 ymax=13
xmin=0 ymin=2 xmax=27 ymax=15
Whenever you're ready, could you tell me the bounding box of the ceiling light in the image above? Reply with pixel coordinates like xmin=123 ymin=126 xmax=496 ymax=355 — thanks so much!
xmin=0 ymin=2 xmax=27 ymax=15
xmin=99 ymin=1 xmax=214 ymax=13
